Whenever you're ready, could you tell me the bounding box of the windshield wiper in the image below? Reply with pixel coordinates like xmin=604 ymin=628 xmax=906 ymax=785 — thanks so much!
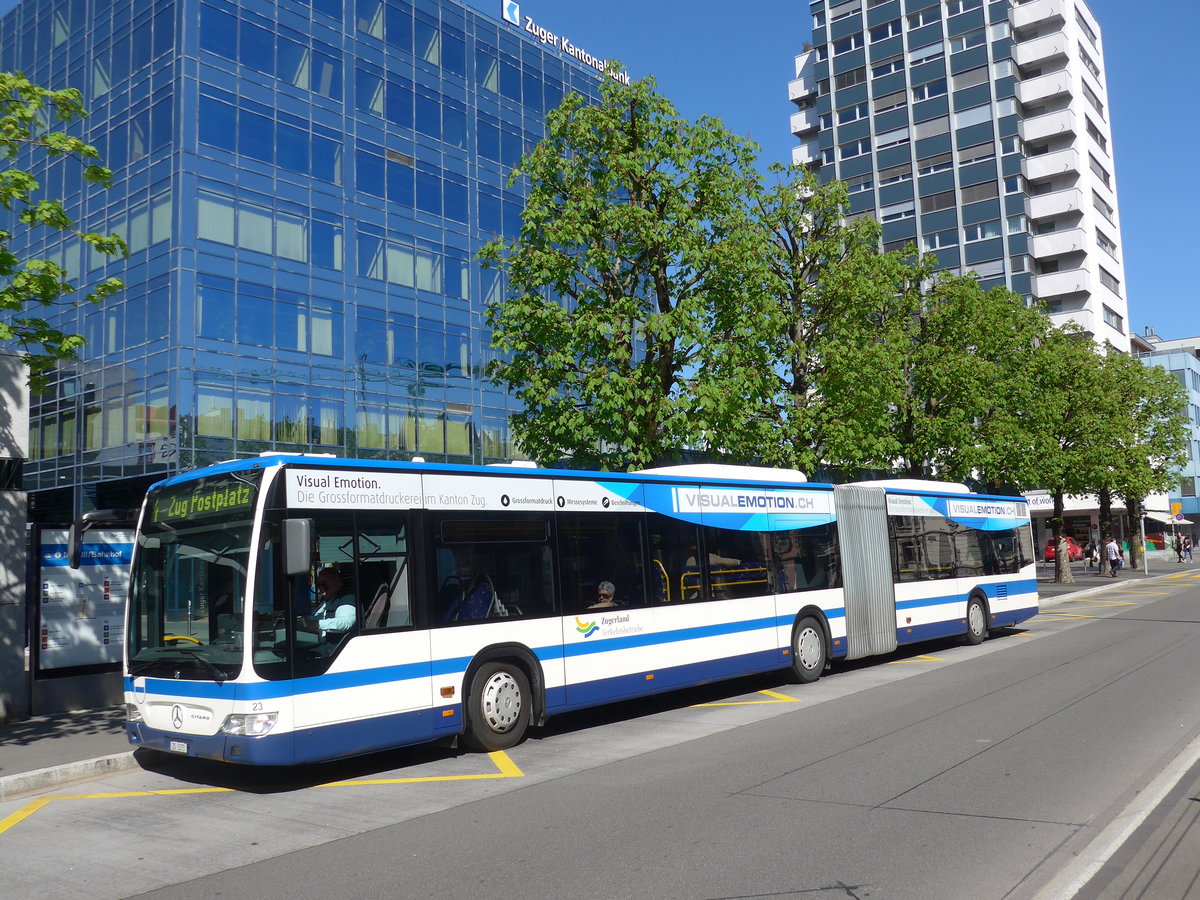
xmin=173 ymin=646 xmax=229 ymax=682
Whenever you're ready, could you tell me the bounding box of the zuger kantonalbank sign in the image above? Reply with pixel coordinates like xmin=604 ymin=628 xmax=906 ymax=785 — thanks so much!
xmin=502 ymin=2 xmax=631 ymax=84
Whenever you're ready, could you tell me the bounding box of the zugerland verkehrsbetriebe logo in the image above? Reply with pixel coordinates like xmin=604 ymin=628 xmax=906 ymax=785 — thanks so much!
xmin=502 ymin=1 xmax=520 ymax=26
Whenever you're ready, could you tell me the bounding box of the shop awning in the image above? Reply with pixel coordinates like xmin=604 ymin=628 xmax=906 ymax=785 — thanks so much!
xmin=1145 ymin=511 xmax=1194 ymax=525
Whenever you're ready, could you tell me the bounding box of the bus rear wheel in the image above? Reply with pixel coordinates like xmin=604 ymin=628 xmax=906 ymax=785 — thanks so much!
xmin=790 ymin=616 xmax=827 ymax=684
xmin=463 ymin=661 xmax=531 ymax=752
xmin=964 ymin=596 xmax=988 ymax=645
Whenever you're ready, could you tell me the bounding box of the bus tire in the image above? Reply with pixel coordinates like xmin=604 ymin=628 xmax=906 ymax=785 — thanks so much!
xmin=463 ymin=661 xmax=531 ymax=752
xmin=964 ymin=595 xmax=988 ymax=645
xmin=790 ymin=616 xmax=827 ymax=684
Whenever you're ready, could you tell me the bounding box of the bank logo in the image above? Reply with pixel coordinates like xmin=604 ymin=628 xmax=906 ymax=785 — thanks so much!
xmin=502 ymin=1 xmax=520 ymax=26
xmin=575 ymin=617 xmax=599 ymax=638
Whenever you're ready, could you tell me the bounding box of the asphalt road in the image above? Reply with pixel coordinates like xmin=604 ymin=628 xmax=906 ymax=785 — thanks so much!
xmin=5 ymin=574 xmax=1200 ymax=899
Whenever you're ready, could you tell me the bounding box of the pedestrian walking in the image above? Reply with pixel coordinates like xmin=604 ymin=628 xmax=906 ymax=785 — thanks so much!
xmin=1186 ymin=536 xmax=1194 ymax=563
xmin=1105 ymin=536 xmax=1122 ymax=578
xmin=1174 ymin=534 xmax=1184 ymax=563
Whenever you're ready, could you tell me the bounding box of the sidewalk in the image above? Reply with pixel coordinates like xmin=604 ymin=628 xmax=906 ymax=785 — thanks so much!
xmin=2 ymin=556 xmax=1198 ymax=803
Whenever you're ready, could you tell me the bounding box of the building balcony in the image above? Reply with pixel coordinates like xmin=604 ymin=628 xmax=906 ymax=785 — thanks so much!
xmin=1010 ymin=0 xmax=1066 ymax=33
xmin=1014 ymin=32 xmax=1068 ymax=68
xmin=1024 ymin=146 xmax=1080 ymax=183
xmin=1020 ymin=107 xmax=1077 ymax=144
xmin=792 ymin=137 xmax=820 ymax=167
xmin=1029 ymin=186 xmax=1085 ymax=221
xmin=1030 ymin=226 xmax=1088 ymax=259
xmin=1034 ymin=266 xmax=1091 ymax=299
xmin=1016 ymin=70 xmax=1072 ymax=106
xmin=789 ymin=51 xmax=816 ymax=104
xmin=790 ymin=107 xmax=819 ymax=137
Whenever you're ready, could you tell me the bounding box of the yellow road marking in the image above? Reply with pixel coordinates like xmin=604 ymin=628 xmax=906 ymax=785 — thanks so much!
xmin=1038 ymin=613 xmax=1098 ymax=619
xmin=0 ymin=750 xmax=523 ymax=836
xmin=693 ymin=689 xmax=800 ymax=707
xmin=888 ymin=654 xmax=945 ymax=665
xmin=1066 ymin=599 xmax=1138 ymax=606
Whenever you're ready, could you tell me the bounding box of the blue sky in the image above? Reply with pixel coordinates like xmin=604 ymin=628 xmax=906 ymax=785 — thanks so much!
xmin=468 ymin=0 xmax=1199 ymax=341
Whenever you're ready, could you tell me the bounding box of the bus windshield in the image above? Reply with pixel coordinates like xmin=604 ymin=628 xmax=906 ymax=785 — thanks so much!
xmin=128 ymin=471 xmax=261 ymax=681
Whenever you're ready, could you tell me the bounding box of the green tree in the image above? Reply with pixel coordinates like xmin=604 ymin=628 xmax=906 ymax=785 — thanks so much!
xmin=738 ymin=164 xmax=902 ymax=475
xmin=0 ymin=72 xmax=125 ymax=387
xmin=479 ymin=73 xmax=776 ymax=470
xmin=1102 ymin=352 xmax=1188 ymax=572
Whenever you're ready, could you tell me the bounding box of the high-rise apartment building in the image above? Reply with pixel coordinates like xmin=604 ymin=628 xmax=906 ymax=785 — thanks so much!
xmin=790 ymin=0 xmax=1129 ymax=351
xmin=0 ymin=0 xmax=609 ymax=521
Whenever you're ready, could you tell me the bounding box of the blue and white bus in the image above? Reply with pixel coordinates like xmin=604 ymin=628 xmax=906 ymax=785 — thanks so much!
xmin=110 ymin=455 xmax=1037 ymax=765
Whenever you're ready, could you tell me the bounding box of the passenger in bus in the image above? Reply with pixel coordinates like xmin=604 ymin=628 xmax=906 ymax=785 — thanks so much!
xmin=313 ymin=567 xmax=357 ymax=637
xmin=588 ymin=581 xmax=619 ymax=609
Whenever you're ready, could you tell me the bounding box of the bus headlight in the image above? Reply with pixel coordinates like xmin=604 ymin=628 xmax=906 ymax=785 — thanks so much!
xmin=125 ymin=703 xmax=143 ymax=723
xmin=220 ymin=712 xmax=278 ymax=737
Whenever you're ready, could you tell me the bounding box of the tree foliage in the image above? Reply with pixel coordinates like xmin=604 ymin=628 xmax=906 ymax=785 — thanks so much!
xmin=480 ymin=74 xmax=775 ymax=469
xmin=0 ymin=72 xmax=125 ymax=387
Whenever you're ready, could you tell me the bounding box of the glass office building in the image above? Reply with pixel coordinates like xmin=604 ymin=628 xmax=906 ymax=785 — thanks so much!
xmin=0 ymin=0 xmax=607 ymax=521
xmin=790 ymin=0 xmax=1130 ymax=352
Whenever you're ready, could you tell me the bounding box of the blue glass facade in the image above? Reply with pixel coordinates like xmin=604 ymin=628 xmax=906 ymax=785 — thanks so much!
xmin=0 ymin=0 xmax=603 ymax=520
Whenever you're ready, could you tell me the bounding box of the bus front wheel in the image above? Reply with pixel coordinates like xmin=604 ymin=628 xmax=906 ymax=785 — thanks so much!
xmin=463 ymin=661 xmax=531 ymax=752
xmin=791 ymin=616 xmax=827 ymax=684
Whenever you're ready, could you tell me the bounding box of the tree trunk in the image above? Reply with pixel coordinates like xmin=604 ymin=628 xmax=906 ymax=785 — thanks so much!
xmin=1098 ymin=488 xmax=1113 ymax=576
xmin=1051 ymin=492 xmax=1073 ymax=584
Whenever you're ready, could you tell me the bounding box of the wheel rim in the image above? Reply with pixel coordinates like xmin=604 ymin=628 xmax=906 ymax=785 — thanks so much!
xmin=795 ymin=626 xmax=822 ymax=671
xmin=480 ymin=670 xmax=523 ymax=733
xmin=969 ymin=601 xmax=986 ymax=636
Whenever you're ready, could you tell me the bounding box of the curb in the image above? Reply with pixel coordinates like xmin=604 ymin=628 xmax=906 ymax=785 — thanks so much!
xmin=0 ymin=750 xmax=138 ymax=802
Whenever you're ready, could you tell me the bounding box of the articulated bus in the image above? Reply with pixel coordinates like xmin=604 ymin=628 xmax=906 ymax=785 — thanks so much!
xmin=108 ymin=455 xmax=1037 ymax=765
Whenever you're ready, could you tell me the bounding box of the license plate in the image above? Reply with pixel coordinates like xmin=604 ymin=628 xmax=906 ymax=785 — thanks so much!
xmin=169 ymin=740 xmax=188 ymax=754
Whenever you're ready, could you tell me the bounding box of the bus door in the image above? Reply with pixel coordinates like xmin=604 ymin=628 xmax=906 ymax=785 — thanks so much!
xmin=833 ymin=484 xmax=898 ymax=660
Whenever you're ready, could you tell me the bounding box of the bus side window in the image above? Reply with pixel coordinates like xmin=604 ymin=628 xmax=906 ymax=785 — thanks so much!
xmin=556 ymin=512 xmax=647 ymax=610
xmin=646 ymin=514 xmax=701 ymax=604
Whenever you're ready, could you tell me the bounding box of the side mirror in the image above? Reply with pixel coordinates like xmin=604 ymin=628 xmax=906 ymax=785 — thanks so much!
xmin=284 ymin=518 xmax=314 ymax=576
xmin=68 ymin=509 xmax=127 ymax=569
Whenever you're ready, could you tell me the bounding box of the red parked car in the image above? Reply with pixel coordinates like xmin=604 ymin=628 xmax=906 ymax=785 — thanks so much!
xmin=1044 ymin=535 xmax=1084 ymax=562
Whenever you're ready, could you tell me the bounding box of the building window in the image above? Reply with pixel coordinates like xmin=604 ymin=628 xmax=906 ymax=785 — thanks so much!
xmin=1082 ymin=80 xmax=1104 ymax=118
xmin=874 ymin=90 xmax=907 ymax=112
xmin=920 ymin=190 xmax=956 ymax=214
xmin=872 ymin=56 xmax=905 ymax=77
xmin=1089 ymin=154 xmax=1111 ymax=188
xmin=922 ymin=229 xmax=958 ymax=250
xmin=880 ymin=202 xmax=915 ymax=222
xmin=835 ymin=67 xmax=867 ymax=89
xmin=1076 ymin=10 xmax=1098 ymax=47
xmin=1181 ymin=477 xmax=1196 ymax=499
xmin=1079 ymin=44 xmax=1101 ymax=79
xmin=1093 ymin=191 xmax=1115 ymax=223
xmin=870 ymin=20 xmax=902 ymax=42
xmin=954 ymin=104 xmax=992 ymax=129
xmin=1005 ymin=175 xmax=1026 ymax=195
xmin=1096 ymin=229 xmax=1117 ymax=258
xmin=1007 ymin=214 xmax=1028 ymax=235
xmin=914 ymin=115 xmax=949 ymax=139
xmin=958 ymin=141 xmax=995 ymax=165
xmin=960 ymin=182 xmax=997 ymax=205
xmin=1085 ymin=116 xmax=1108 ymax=152
xmin=907 ymin=6 xmax=940 ymax=28
xmin=1102 ymin=305 xmax=1124 ymax=333
xmin=878 ymin=162 xmax=912 ymax=185
xmin=840 ymin=138 xmax=871 ymax=160
xmin=876 ymin=126 xmax=910 ymax=149
xmin=831 ymin=0 xmax=863 ymax=22
xmin=949 ymin=29 xmax=985 ymax=53
xmin=1099 ymin=266 xmax=1121 ymax=297
xmin=908 ymin=42 xmax=944 ymax=66
xmin=952 ymin=66 xmax=989 ymax=91
xmin=834 ymin=33 xmax=865 ymax=55
xmin=912 ymin=78 xmax=947 ymax=102
xmin=946 ymin=0 xmax=983 ymax=14
xmin=846 ymin=172 xmax=875 ymax=193
xmin=917 ymin=151 xmax=953 ymax=175
xmin=837 ymin=102 xmax=869 ymax=124
xmin=964 ymin=220 xmax=1001 ymax=241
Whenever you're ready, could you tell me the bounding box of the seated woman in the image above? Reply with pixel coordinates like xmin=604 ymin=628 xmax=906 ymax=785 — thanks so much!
xmin=588 ymin=581 xmax=620 ymax=609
